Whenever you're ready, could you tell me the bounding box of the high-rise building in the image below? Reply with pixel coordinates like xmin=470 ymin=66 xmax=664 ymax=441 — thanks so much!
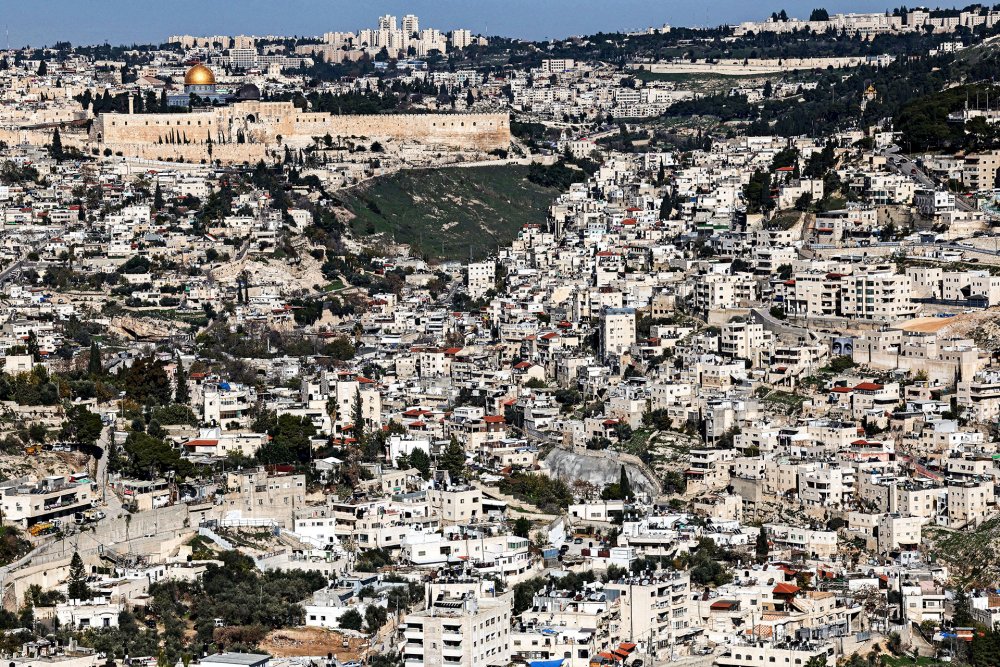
xmin=450 ymin=28 xmax=473 ymax=50
xmin=402 ymin=14 xmax=420 ymax=35
xmin=600 ymin=307 xmax=636 ymax=360
xmin=378 ymin=14 xmax=398 ymax=31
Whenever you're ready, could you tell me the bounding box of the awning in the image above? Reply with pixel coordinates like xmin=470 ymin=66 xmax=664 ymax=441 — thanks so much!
xmin=530 ymin=660 xmax=564 ymax=667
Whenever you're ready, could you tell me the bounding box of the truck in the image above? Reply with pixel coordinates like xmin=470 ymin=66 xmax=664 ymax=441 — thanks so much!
xmin=74 ymin=509 xmax=106 ymax=525
xmin=29 ymin=522 xmax=60 ymax=537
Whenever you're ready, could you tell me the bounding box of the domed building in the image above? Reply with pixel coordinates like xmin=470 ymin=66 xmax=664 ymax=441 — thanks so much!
xmin=184 ymin=63 xmax=217 ymax=95
xmin=229 ymin=82 xmax=261 ymax=102
xmin=167 ymin=62 xmax=228 ymax=107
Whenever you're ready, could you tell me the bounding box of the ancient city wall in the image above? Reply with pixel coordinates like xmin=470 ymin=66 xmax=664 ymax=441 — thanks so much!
xmin=91 ymin=103 xmax=510 ymax=160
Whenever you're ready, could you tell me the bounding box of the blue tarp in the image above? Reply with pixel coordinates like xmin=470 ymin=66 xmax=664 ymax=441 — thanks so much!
xmin=530 ymin=660 xmax=564 ymax=667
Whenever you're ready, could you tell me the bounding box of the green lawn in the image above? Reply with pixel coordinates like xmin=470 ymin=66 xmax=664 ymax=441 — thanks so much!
xmin=883 ymin=656 xmax=947 ymax=667
xmin=342 ymin=165 xmax=559 ymax=261
xmin=321 ymin=279 xmax=345 ymax=292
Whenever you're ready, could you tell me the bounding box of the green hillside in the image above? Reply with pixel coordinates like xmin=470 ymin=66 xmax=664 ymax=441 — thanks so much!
xmin=342 ymin=165 xmax=557 ymax=261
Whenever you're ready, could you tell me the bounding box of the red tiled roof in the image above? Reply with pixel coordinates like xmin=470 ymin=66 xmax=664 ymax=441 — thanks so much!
xmin=773 ymin=583 xmax=800 ymax=596
xmin=711 ymin=600 xmax=738 ymax=610
xmin=854 ymin=382 xmax=883 ymax=391
xmin=183 ymin=439 xmax=218 ymax=447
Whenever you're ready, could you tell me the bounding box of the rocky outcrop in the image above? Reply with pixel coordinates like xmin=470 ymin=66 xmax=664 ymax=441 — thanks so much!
xmin=543 ymin=447 xmax=661 ymax=498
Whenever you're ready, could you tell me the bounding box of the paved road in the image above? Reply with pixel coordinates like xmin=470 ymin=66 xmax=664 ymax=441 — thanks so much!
xmin=95 ymin=426 xmax=124 ymax=518
xmin=0 ymin=229 xmax=64 ymax=286
xmin=881 ymin=145 xmax=976 ymax=211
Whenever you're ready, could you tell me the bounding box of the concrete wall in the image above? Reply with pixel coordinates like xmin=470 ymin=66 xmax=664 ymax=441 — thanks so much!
xmin=0 ymin=503 xmax=208 ymax=610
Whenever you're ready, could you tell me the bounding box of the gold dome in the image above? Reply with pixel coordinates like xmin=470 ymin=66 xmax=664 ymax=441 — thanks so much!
xmin=184 ymin=63 xmax=216 ymax=86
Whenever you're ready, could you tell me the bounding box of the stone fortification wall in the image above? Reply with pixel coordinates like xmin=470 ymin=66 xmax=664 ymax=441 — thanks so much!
xmin=90 ymin=102 xmax=509 ymax=162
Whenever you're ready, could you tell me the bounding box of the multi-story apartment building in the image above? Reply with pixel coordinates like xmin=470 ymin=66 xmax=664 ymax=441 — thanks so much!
xmin=763 ymin=524 xmax=838 ymax=559
xmin=604 ymin=572 xmax=693 ymax=656
xmin=715 ymin=641 xmax=835 ymax=667
xmin=947 ymin=479 xmax=994 ymax=528
xmin=203 ymin=381 xmax=256 ymax=428
xmin=426 ymin=485 xmax=482 ymax=525
xmin=720 ymin=319 xmax=773 ymax=365
xmin=0 ymin=475 xmax=94 ymax=527
xmin=222 ymin=468 xmax=306 ymax=528
xmin=838 ymin=271 xmax=915 ymax=320
xmin=799 ymin=465 xmax=855 ymax=509
xmin=599 ymin=307 xmax=635 ymax=360
xmin=403 ymin=582 xmax=513 ymax=667
xmin=467 ymin=261 xmax=496 ymax=299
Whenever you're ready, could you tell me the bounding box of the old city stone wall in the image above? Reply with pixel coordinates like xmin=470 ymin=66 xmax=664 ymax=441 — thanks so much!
xmin=90 ymin=102 xmax=510 ymax=162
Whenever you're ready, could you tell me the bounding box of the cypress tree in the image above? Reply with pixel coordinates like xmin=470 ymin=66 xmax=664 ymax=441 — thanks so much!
xmin=87 ymin=342 xmax=102 ymax=376
xmin=68 ymin=551 xmax=91 ymax=601
xmin=51 ymin=128 xmax=63 ymax=161
xmin=755 ymin=529 xmax=770 ymax=564
xmin=175 ymin=369 xmax=190 ymax=405
xmin=619 ymin=465 xmax=632 ymax=500
xmin=440 ymin=435 xmax=466 ymax=481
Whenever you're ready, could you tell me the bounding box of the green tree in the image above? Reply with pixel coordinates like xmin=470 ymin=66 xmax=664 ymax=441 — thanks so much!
xmin=68 ymin=551 xmax=91 ymax=601
xmin=256 ymin=414 xmax=317 ymax=465
xmin=755 ymin=529 xmax=770 ymax=564
xmin=175 ymin=369 xmax=190 ymax=405
xmin=409 ymin=447 xmax=431 ymax=479
xmin=51 ymin=128 xmax=63 ymax=161
xmin=440 ymin=435 xmax=466 ymax=480
xmin=365 ymin=604 xmax=388 ymax=633
xmin=513 ymin=517 xmax=532 ymax=538
xmin=87 ymin=342 xmax=102 ymax=376
xmin=339 ymin=608 xmax=363 ymax=631
xmin=953 ymin=588 xmax=973 ymax=627
xmin=26 ymin=331 xmax=40 ymax=362
xmin=124 ymin=357 xmax=173 ymax=405
xmin=119 ymin=431 xmax=193 ymax=480
xmin=619 ymin=465 xmax=633 ymax=501
xmin=659 ymin=194 xmax=672 ymax=220
xmin=62 ymin=405 xmax=103 ymax=446
xmin=153 ymin=183 xmax=164 ymax=210
xmin=37 ymin=60 xmax=47 ymax=76
xmin=352 ymin=389 xmax=365 ymax=444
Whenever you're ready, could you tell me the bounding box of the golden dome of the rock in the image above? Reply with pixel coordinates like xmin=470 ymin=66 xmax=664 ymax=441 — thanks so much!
xmin=184 ymin=63 xmax=216 ymax=86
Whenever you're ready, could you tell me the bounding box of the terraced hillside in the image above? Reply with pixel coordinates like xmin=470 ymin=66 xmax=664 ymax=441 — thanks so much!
xmin=341 ymin=165 xmax=558 ymax=261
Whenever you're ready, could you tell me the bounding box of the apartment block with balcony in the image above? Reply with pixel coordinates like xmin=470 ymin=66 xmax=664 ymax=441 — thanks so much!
xmin=715 ymin=641 xmax=835 ymax=667
xmin=0 ymin=475 xmax=94 ymax=527
xmin=402 ymin=584 xmax=513 ymax=667
xmin=839 ymin=271 xmax=916 ymax=320
xmin=203 ymin=381 xmax=257 ymax=428
xmin=603 ymin=572 xmax=695 ymax=657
